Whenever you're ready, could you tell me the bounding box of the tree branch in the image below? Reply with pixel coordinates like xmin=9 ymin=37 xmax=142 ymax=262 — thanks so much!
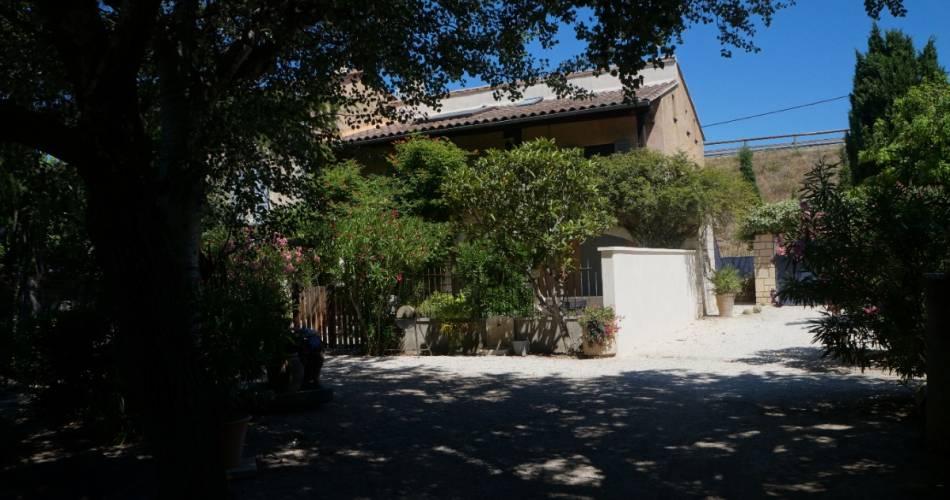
xmin=0 ymin=101 xmax=85 ymax=165
xmin=215 ymin=2 xmax=326 ymax=86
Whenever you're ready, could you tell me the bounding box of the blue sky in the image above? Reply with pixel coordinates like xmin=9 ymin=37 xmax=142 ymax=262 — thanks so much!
xmin=450 ymin=1 xmax=950 ymax=146
xmin=678 ymin=0 xmax=950 ymax=143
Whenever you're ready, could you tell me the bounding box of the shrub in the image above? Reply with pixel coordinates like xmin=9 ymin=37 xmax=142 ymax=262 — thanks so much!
xmin=736 ymin=199 xmax=801 ymax=240
xmin=199 ymin=231 xmax=297 ymax=388
xmin=710 ymin=266 xmax=743 ymax=295
xmin=778 ymin=161 xmax=950 ymax=379
xmin=443 ymin=138 xmax=612 ymax=320
xmin=390 ymin=136 xmax=469 ymax=221
xmin=416 ymin=292 xmax=479 ymax=353
xmin=597 ymin=149 xmax=757 ymax=247
xmin=453 ymin=239 xmax=533 ymax=318
xmin=417 ymin=292 xmax=472 ymax=320
xmin=578 ymin=307 xmax=620 ymax=347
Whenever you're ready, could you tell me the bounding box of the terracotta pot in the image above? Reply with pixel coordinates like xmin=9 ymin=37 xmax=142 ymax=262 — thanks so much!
xmin=716 ymin=293 xmax=736 ymax=317
xmin=220 ymin=415 xmax=251 ymax=470
xmin=581 ymin=340 xmax=615 ymax=358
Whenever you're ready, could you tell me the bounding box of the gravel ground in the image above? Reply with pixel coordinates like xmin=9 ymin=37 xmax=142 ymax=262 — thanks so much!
xmin=235 ymin=306 xmax=943 ymax=499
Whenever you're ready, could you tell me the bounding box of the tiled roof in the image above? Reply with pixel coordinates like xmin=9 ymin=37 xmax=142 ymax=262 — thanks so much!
xmin=341 ymin=80 xmax=677 ymax=144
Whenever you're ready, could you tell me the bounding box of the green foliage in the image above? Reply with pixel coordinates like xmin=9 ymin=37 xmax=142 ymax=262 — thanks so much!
xmin=578 ymin=307 xmax=619 ymax=346
xmin=710 ymin=266 xmax=743 ymax=295
xmin=737 ymin=145 xmax=761 ymax=199
xmin=778 ymin=161 xmax=950 ymax=379
xmin=0 ymin=148 xmax=118 ymax=435
xmin=323 ymin=165 xmax=449 ymax=352
xmin=417 ymin=292 xmax=472 ymax=320
xmin=862 ymin=81 xmax=950 ymax=186
xmin=199 ymin=231 xmax=298 ymax=387
xmin=736 ymin=199 xmax=801 ymax=240
xmin=453 ymin=239 xmax=534 ymax=318
xmin=846 ymin=24 xmax=946 ymax=184
xmin=443 ymin=138 xmax=613 ymax=314
xmin=596 ymin=149 xmax=757 ymax=247
xmin=390 ymin=137 xmax=469 ymax=221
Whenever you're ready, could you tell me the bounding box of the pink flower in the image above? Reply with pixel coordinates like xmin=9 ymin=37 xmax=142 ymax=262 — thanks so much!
xmin=863 ymin=305 xmax=880 ymax=315
xmin=276 ymin=236 xmax=288 ymax=248
xmin=395 ymin=272 xmax=404 ymax=284
xmin=284 ymin=263 xmax=296 ymax=273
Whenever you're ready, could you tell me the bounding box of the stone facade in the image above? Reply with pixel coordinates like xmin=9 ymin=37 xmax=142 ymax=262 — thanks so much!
xmin=753 ymin=233 xmax=777 ymax=305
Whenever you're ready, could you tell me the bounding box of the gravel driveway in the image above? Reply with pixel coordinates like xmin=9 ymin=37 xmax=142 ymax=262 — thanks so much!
xmin=237 ymin=306 xmax=944 ymax=499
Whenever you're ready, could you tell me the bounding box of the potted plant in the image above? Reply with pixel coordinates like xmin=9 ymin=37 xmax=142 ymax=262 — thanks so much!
xmin=416 ymin=292 xmax=479 ymax=354
xmin=199 ymin=229 xmax=298 ymax=470
xmin=578 ymin=306 xmax=619 ymax=357
xmin=711 ymin=266 xmax=742 ymax=317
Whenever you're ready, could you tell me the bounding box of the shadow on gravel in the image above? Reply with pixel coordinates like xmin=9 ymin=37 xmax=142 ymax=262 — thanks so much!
xmin=732 ymin=346 xmax=854 ymax=374
xmin=232 ymin=358 xmax=943 ymax=499
xmin=3 ymin=356 xmax=943 ymax=499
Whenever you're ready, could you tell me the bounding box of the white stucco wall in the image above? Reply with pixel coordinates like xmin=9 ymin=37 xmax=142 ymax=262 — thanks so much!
xmin=599 ymin=247 xmax=701 ymax=356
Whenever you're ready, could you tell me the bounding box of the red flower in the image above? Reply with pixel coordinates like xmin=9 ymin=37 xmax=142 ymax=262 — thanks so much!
xmin=395 ymin=272 xmax=404 ymax=284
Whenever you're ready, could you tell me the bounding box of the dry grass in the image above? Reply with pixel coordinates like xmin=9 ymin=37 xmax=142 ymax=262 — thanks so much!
xmin=706 ymin=143 xmax=844 ymax=203
xmin=707 ymin=143 xmax=844 ymax=256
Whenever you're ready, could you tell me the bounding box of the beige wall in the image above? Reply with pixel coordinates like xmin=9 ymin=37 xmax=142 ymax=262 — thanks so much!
xmin=643 ymin=84 xmax=704 ymax=164
xmin=600 ymin=247 xmax=701 ymax=356
xmin=522 ymin=115 xmax=638 ymax=149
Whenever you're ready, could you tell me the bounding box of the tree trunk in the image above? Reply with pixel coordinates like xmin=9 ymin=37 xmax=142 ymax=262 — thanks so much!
xmin=84 ymin=173 xmax=226 ymax=498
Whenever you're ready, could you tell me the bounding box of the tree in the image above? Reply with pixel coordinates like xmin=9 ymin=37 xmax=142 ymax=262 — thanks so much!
xmin=862 ymin=81 xmax=950 ymax=186
xmin=845 ymin=24 xmax=945 ymax=184
xmin=0 ymin=0 xmax=907 ymax=494
xmin=390 ymin=137 xmax=469 ymax=222
xmin=319 ymin=163 xmax=449 ymax=353
xmin=737 ymin=144 xmax=761 ymax=198
xmin=443 ymin=139 xmax=613 ymax=325
xmin=780 ymin=81 xmax=950 ymax=379
xmin=596 ymin=149 xmax=757 ymax=247
xmin=778 ymin=161 xmax=949 ymax=378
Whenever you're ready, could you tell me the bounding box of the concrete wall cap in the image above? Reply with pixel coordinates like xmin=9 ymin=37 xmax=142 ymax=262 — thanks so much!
xmin=598 ymin=246 xmax=696 ymax=255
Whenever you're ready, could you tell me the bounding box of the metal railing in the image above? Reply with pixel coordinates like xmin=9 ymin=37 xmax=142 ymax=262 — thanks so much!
xmin=704 ymin=129 xmax=847 ymax=157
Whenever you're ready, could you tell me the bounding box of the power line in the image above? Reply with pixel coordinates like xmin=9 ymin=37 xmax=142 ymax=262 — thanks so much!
xmin=701 ymin=95 xmax=849 ymax=129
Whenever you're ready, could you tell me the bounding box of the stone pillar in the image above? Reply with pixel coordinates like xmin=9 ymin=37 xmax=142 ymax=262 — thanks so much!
xmin=753 ymin=233 xmax=777 ymax=305
xmin=925 ymin=273 xmax=949 ymax=451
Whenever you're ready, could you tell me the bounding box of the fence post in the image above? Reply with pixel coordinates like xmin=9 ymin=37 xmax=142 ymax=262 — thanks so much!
xmin=753 ymin=233 xmax=778 ymax=305
xmin=925 ymin=273 xmax=949 ymax=451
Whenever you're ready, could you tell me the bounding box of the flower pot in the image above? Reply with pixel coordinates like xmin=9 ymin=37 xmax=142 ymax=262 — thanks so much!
xmin=511 ymin=340 xmax=529 ymax=356
xmin=716 ymin=293 xmax=736 ymax=317
xmin=220 ymin=415 xmax=251 ymax=470
xmin=267 ymin=354 xmax=305 ymax=393
xmin=580 ymin=340 xmax=614 ymax=358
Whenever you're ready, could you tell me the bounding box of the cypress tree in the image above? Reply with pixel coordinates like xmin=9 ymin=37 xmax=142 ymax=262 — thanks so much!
xmin=846 ymin=24 xmax=946 ymax=184
xmin=737 ymin=144 xmax=761 ymax=199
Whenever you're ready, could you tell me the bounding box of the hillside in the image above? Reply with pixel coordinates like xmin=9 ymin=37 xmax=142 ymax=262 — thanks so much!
xmin=706 ymin=143 xmax=844 ymax=202
xmin=707 ymin=143 xmax=844 ymax=256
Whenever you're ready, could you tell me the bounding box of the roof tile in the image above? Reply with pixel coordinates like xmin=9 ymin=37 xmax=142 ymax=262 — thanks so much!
xmin=341 ymin=80 xmax=677 ymax=144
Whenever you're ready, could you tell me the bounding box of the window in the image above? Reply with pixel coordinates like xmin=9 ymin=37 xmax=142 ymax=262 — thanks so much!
xmin=583 ymin=143 xmax=615 ymax=158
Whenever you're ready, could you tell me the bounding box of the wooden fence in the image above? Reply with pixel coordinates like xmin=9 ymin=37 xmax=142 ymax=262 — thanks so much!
xmin=297 ymin=285 xmax=365 ymax=350
xmin=297 ymin=261 xmax=602 ymax=350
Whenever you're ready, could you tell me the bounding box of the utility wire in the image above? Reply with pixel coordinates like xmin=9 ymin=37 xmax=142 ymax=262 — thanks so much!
xmin=701 ymin=95 xmax=848 ymax=129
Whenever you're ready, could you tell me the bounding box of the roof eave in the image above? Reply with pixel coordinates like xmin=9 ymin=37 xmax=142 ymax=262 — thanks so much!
xmin=340 ymin=98 xmax=654 ymax=147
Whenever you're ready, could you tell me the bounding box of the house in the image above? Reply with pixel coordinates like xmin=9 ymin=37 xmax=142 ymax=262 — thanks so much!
xmin=338 ymin=58 xmax=714 ymax=324
xmin=340 ymin=58 xmax=704 ymax=162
